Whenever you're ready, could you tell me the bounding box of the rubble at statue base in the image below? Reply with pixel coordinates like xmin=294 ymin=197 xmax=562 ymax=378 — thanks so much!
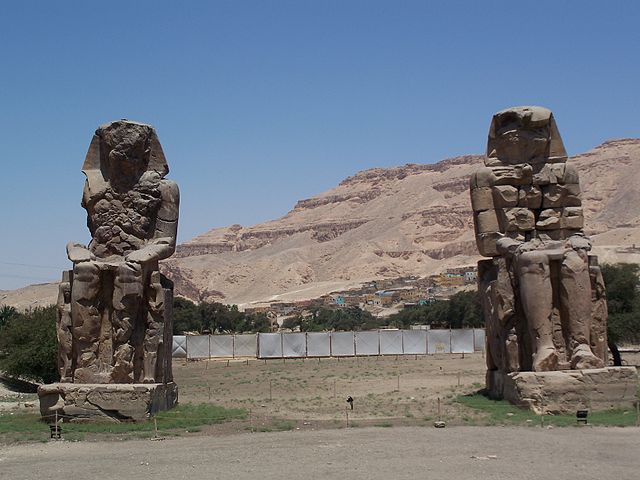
xmin=38 ymin=120 xmax=179 ymax=422
xmin=472 ymin=106 xmax=637 ymax=414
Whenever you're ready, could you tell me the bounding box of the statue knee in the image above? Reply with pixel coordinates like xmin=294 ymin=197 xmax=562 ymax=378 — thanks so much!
xmin=562 ymin=249 xmax=588 ymax=274
xmin=518 ymin=251 xmax=548 ymax=274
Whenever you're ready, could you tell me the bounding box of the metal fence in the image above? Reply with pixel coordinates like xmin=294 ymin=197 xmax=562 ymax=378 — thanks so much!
xmin=173 ymin=328 xmax=485 ymax=359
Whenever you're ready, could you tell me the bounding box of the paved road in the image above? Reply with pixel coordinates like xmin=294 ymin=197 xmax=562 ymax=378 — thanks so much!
xmin=1 ymin=426 xmax=639 ymax=480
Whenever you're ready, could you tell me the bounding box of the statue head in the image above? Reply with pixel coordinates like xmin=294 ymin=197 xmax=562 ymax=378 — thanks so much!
xmin=486 ymin=106 xmax=567 ymax=166
xmin=82 ymin=120 xmax=169 ymax=190
xmin=100 ymin=121 xmax=153 ymax=182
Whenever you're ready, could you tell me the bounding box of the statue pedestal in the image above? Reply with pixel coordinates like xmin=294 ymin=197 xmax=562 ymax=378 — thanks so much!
xmin=38 ymin=382 xmax=178 ymax=422
xmin=486 ymin=367 xmax=638 ymax=414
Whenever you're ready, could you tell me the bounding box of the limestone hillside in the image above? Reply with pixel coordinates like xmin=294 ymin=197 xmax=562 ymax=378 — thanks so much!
xmin=162 ymin=138 xmax=640 ymax=306
xmin=3 ymin=138 xmax=639 ymax=310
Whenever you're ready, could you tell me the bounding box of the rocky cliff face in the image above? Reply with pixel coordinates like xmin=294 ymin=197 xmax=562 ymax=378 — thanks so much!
xmin=162 ymin=139 xmax=640 ymax=306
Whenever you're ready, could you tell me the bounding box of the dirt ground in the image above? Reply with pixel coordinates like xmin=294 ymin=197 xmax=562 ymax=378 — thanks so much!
xmin=2 ymin=426 xmax=640 ymax=480
xmin=172 ymin=351 xmax=640 ymax=428
xmin=172 ymin=353 xmax=488 ymax=427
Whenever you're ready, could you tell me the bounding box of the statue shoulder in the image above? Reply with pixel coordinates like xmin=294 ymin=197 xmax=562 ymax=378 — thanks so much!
xmin=159 ymin=179 xmax=179 ymax=202
xmin=157 ymin=179 xmax=179 ymax=221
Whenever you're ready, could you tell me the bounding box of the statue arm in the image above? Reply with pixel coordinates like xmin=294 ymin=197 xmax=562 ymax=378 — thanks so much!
xmin=125 ymin=180 xmax=179 ymax=264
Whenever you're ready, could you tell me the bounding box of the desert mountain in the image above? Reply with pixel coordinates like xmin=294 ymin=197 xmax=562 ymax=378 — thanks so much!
xmin=3 ymin=138 xmax=640 ymax=310
xmin=162 ymin=138 xmax=640 ymax=307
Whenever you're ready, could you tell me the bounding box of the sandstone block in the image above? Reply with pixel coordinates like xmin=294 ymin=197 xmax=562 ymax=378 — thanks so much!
xmin=471 ymin=186 xmax=494 ymax=211
xmin=486 ymin=367 xmax=638 ymax=414
xmin=475 ymin=210 xmax=500 ymax=234
xmin=38 ymin=382 xmax=179 ymax=422
xmin=536 ymin=208 xmax=562 ymax=230
xmin=533 ymin=163 xmax=565 ymax=186
xmin=476 ymin=232 xmax=501 ymax=257
xmin=472 ymin=167 xmax=498 ymax=188
xmin=492 ymin=165 xmax=533 ymax=186
xmin=492 ymin=185 xmax=518 ymax=207
xmin=518 ymin=185 xmax=542 ymax=208
xmin=499 ymin=208 xmax=535 ymax=232
xmin=542 ymin=184 xmax=582 ymax=208
xmin=562 ymin=164 xmax=580 ymax=184
xmin=562 ymin=207 xmax=584 ymax=230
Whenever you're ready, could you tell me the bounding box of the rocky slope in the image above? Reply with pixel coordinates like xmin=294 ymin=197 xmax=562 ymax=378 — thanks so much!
xmin=4 ymin=139 xmax=640 ymax=309
xmin=163 ymin=139 xmax=640 ymax=306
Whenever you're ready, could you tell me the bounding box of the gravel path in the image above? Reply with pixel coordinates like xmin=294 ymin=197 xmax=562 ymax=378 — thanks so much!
xmin=1 ymin=426 xmax=639 ymax=480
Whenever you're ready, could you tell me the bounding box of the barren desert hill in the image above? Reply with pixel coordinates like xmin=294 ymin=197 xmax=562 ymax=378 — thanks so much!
xmin=162 ymin=138 xmax=640 ymax=306
xmin=3 ymin=138 xmax=640 ymax=310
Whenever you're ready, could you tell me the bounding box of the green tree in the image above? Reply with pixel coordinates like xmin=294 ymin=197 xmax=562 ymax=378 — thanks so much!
xmin=601 ymin=263 xmax=640 ymax=359
xmin=172 ymin=297 xmax=202 ymax=334
xmin=0 ymin=305 xmax=18 ymax=329
xmin=0 ymin=306 xmax=58 ymax=383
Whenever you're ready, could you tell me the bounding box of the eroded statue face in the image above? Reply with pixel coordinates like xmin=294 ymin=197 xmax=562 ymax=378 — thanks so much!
xmin=101 ymin=122 xmax=152 ymax=182
xmin=492 ymin=115 xmax=550 ymax=164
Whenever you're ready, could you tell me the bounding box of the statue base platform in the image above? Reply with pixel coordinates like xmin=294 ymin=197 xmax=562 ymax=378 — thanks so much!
xmin=486 ymin=367 xmax=638 ymax=414
xmin=38 ymin=382 xmax=178 ymax=422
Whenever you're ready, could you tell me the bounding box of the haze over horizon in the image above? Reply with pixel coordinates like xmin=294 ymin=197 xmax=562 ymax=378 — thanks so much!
xmin=1 ymin=1 xmax=639 ymax=290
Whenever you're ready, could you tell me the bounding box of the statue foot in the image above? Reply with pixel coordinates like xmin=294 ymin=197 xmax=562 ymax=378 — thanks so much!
xmin=533 ymin=347 xmax=559 ymax=371
xmin=571 ymin=345 xmax=604 ymax=370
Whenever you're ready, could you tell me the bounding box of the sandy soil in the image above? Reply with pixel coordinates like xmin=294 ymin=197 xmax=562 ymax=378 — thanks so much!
xmin=2 ymin=426 xmax=639 ymax=480
xmin=173 ymin=353 xmax=489 ymax=425
xmin=173 ymin=351 xmax=640 ymax=426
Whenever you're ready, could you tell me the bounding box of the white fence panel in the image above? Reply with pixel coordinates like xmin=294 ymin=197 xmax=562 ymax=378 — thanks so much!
xmin=234 ymin=334 xmax=257 ymax=357
xmin=258 ymin=333 xmax=282 ymax=358
xmin=186 ymin=335 xmax=210 ymax=359
xmin=172 ymin=335 xmax=187 ymax=358
xmin=402 ymin=330 xmax=427 ymax=355
xmin=380 ymin=330 xmax=403 ymax=355
xmin=307 ymin=332 xmax=331 ymax=357
xmin=210 ymin=335 xmax=234 ymax=357
xmin=427 ymin=329 xmax=451 ymax=354
xmin=355 ymin=331 xmax=379 ymax=356
xmin=331 ymin=332 xmax=355 ymax=356
xmin=451 ymin=329 xmax=475 ymax=353
xmin=282 ymin=333 xmax=307 ymax=358
xmin=473 ymin=328 xmax=486 ymax=352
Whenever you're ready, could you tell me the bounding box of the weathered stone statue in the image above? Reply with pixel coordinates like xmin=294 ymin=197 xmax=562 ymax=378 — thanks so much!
xmin=39 ymin=120 xmax=179 ymax=421
xmin=472 ymin=106 xmax=636 ymax=412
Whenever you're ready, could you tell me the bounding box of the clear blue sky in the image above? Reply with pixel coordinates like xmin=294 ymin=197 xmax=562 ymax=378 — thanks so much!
xmin=1 ymin=1 xmax=639 ymax=290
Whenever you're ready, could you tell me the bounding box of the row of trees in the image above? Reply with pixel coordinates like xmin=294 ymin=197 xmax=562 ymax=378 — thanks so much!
xmin=173 ymin=298 xmax=272 ymax=334
xmin=282 ymin=306 xmax=383 ymax=331
xmin=384 ymin=290 xmax=483 ymax=329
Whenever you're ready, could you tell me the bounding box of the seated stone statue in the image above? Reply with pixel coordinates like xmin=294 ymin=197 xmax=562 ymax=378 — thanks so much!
xmin=471 ymin=106 xmax=607 ymax=374
xmin=60 ymin=120 xmax=179 ymax=384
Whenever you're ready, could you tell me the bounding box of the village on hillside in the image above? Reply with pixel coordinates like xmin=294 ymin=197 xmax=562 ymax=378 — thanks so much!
xmin=244 ymin=265 xmax=478 ymax=330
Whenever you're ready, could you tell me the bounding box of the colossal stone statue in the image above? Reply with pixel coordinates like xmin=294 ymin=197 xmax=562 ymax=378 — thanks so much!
xmin=63 ymin=120 xmax=179 ymax=384
xmin=472 ymin=106 xmax=605 ymax=374
xmin=472 ymin=107 xmax=637 ymax=414
xmin=39 ymin=120 xmax=179 ymax=421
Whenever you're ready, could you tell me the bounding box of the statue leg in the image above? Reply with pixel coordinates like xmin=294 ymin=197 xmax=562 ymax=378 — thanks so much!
xmin=71 ymin=262 xmax=102 ymax=382
xmin=56 ymin=272 xmax=73 ymax=382
xmin=111 ymin=262 xmax=144 ymax=382
xmin=518 ymin=251 xmax=558 ymax=371
xmin=560 ymin=250 xmax=605 ymax=369
xmin=143 ymin=271 xmax=164 ymax=383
